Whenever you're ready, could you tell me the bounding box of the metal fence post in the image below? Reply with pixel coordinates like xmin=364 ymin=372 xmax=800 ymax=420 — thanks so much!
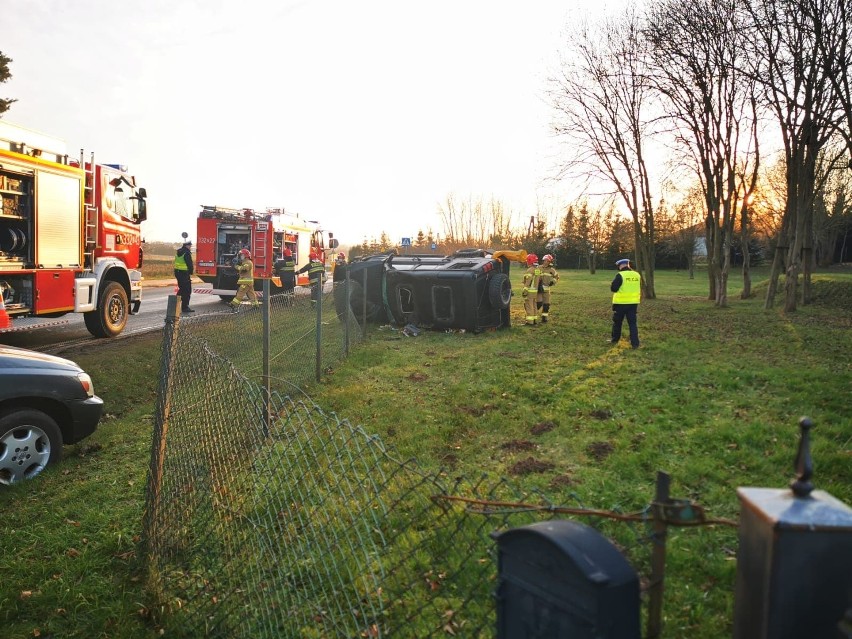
xmin=362 ymin=267 xmax=368 ymax=339
xmin=647 ymin=470 xmax=671 ymax=639
xmin=343 ymin=273 xmax=350 ymax=357
xmin=315 ymin=279 xmax=322 ymax=383
xmin=142 ymin=296 xmax=181 ymax=574
xmin=262 ymin=279 xmax=270 ymax=438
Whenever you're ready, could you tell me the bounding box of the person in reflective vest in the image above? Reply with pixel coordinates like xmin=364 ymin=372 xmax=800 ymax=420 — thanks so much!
xmin=538 ymin=254 xmax=560 ymax=323
xmin=297 ymin=251 xmax=326 ymax=304
xmin=521 ymin=253 xmax=542 ymax=326
xmin=231 ymin=248 xmax=259 ymax=310
xmin=610 ymin=258 xmax=641 ymax=348
xmin=275 ymin=247 xmax=296 ymax=295
xmin=174 ymin=237 xmax=195 ymax=313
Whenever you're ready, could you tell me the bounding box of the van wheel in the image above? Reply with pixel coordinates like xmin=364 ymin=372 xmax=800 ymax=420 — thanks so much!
xmin=84 ymin=281 xmax=129 ymax=338
xmin=488 ymin=273 xmax=511 ymax=309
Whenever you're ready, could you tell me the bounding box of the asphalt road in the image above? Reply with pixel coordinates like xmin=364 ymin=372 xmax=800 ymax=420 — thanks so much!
xmin=0 ymin=282 xmax=229 ymax=352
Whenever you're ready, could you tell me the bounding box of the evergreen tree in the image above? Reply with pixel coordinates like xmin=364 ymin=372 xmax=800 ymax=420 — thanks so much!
xmin=0 ymin=51 xmax=16 ymax=116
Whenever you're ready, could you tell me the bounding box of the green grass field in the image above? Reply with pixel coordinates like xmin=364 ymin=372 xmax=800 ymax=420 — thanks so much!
xmin=0 ymin=266 xmax=849 ymax=638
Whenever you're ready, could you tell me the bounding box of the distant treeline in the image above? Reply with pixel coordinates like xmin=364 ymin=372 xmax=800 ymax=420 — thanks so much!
xmin=144 ymin=241 xmax=178 ymax=257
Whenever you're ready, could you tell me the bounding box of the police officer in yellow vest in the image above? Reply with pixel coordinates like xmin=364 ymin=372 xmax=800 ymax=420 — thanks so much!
xmin=174 ymin=235 xmax=195 ymax=313
xmin=521 ymin=253 xmax=543 ymax=325
xmin=231 ymin=248 xmax=260 ymax=310
xmin=610 ymin=258 xmax=641 ymax=348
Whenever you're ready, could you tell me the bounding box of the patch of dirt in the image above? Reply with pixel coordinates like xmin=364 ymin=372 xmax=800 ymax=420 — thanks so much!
xmin=459 ymin=404 xmax=497 ymax=417
xmin=75 ymin=442 xmax=103 ymax=456
xmin=508 ymin=457 xmax=555 ymax=476
xmin=549 ymin=474 xmax=579 ymax=489
xmin=586 ymin=441 xmax=614 ymax=462
xmin=629 ymin=432 xmax=646 ymax=451
xmin=530 ymin=421 xmax=556 ymax=436
xmin=407 ymin=372 xmax=428 ymax=382
xmin=500 ymin=440 xmax=536 ymax=452
xmin=590 ymin=409 xmax=613 ymax=420
xmin=440 ymin=453 xmax=458 ymax=469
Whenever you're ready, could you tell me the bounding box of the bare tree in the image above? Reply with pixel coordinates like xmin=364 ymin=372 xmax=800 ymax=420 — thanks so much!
xmin=645 ymin=0 xmax=761 ymax=307
xmin=813 ymin=148 xmax=852 ymax=266
xmin=549 ymin=5 xmax=658 ymax=298
xmin=658 ymin=187 xmax=705 ymax=278
xmin=746 ymin=0 xmax=851 ymax=311
xmin=438 ymin=194 xmax=522 ymax=248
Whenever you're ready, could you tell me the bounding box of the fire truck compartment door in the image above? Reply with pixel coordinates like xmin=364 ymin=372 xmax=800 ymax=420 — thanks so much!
xmin=37 ymin=169 xmax=82 ymax=267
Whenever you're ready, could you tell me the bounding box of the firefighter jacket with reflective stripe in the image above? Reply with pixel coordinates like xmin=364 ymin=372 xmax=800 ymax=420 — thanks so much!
xmin=237 ymin=259 xmax=255 ymax=284
xmin=279 ymin=257 xmax=296 ymax=273
xmin=612 ymin=269 xmax=641 ymax=304
xmin=522 ymin=266 xmax=542 ymax=294
xmin=174 ymin=246 xmax=193 ymax=274
xmin=541 ymin=265 xmax=559 ymax=290
xmin=298 ymin=259 xmax=325 ymax=284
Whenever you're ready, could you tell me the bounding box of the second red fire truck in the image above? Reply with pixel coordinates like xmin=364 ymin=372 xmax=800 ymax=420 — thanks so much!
xmin=194 ymin=205 xmax=338 ymax=299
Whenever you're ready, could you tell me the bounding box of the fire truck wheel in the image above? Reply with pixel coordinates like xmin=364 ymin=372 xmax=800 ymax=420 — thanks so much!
xmin=488 ymin=273 xmax=512 ymax=309
xmin=0 ymin=409 xmax=62 ymax=485
xmin=84 ymin=281 xmax=129 ymax=338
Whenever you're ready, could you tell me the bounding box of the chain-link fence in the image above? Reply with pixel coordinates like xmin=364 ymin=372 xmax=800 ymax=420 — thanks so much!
xmin=141 ymin=280 xmax=725 ymax=637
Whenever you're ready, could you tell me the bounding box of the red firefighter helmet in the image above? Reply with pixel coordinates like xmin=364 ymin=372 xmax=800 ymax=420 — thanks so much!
xmin=283 ymin=248 xmax=292 ymax=257
xmin=239 ymin=248 xmax=251 ymax=259
xmin=542 ymin=254 xmax=554 ymax=263
xmin=309 ymin=250 xmax=319 ymax=260
xmin=526 ymin=253 xmax=539 ymax=266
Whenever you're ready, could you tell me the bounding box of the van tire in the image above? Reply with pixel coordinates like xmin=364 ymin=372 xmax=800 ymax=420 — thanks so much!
xmin=488 ymin=273 xmax=511 ymax=309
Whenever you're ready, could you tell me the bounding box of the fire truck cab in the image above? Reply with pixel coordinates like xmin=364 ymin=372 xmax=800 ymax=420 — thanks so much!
xmin=195 ymin=205 xmax=337 ymax=298
xmin=0 ymin=121 xmax=147 ymax=338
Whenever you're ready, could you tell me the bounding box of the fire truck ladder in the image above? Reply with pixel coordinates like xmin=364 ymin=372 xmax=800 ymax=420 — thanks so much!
xmin=254 ymin=223 xmax=268 ymax=272
xmin=82 ymin=150 xmax=98 ymax=269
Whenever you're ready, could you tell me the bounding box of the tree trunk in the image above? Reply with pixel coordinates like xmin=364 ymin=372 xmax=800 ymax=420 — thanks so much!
xmin=802 ymin=211 xmax=814 ymax=305
xmin=741 ymin=206 xmax=752 ymax=299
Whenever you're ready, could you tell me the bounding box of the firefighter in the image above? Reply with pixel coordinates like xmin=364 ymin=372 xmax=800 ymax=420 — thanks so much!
xmin=174 ymin=235 xmax=195 ymax=313
xmin=231 ymin=248 xmax=259 ymax=310
xmin=610 ymin=258 xmax=641 ymax=348
xmin=538 ymin=254 xmax=559 ymax=323
xmin=332 ymin=252 xmax=347 ymax=282
xmin=275 ymin=247 xmax=296 ymax=295
xmin=521 ymin=253 xmax=542 ymax=325
xmin=297 ymin=250 xmax=326 ymax=304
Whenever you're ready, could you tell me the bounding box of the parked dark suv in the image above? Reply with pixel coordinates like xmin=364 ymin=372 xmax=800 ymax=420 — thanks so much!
xmin=0 ymin=345 xmax=104 ymax=484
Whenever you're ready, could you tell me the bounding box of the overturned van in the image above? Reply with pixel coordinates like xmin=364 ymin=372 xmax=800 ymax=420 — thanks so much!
xmin=334 ymin=249 xmax=517 ymax=333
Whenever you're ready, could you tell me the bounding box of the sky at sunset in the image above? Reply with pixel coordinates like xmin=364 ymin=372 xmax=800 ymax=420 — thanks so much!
xmin=3 ymin=0 xmax=625 ymax=247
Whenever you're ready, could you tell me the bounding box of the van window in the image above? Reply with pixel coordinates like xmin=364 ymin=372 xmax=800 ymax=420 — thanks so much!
xmin=433 ymin=286 xmax=454 ymax=322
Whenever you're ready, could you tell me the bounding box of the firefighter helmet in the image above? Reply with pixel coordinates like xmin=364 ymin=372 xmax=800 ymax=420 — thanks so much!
xmin=309 ymin=251 xmax=319 ymax=260
xmin=526 ymin=253 xmax=539 ymax=266
xmin=542 ymin=254 xmax=554 ymax=263
xmin=239 ymin=248 xmax=251 ymax=259
xmin=283 ymin=248 xmax=292 ymax=257
xmin=338 ymin=252 xmax=345 ymax=260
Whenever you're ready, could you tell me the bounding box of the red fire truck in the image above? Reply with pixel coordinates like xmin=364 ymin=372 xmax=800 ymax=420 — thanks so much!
xmin=194 ymin=205 xmax=338 ymax=298
xmin=0 ymin=121 xmax=147 ymax=337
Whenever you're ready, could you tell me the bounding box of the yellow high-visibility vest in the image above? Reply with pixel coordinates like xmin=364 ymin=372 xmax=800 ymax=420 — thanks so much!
xmin=613 ymin=270 xmax=641 ymax=304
